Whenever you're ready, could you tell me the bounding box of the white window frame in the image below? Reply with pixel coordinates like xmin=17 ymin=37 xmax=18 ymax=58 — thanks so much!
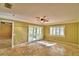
xmin=50 ymin=26 xmax=65 ymax=37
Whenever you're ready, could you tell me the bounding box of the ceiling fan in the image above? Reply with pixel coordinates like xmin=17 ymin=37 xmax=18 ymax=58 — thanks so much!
xmin=36 ymin=16 xmax=49 ymax=23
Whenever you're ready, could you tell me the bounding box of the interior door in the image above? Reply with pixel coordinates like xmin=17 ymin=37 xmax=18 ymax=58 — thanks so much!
xmin=28 ymin=25 xmax=43 ymax=42
xmin=0 ymin=21 xmax=12 ymax=48
xmin=0 ymin=22 xmax=12 ymax=39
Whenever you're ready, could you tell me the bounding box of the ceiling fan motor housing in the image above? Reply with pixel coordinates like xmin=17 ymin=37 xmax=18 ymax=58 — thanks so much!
xmin=41 ymin=18 xmax=45 ymax=21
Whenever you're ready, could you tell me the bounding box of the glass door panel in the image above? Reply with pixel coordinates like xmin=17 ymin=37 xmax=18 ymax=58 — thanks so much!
xmin=28 ymin=25 xmax=43 ymax=42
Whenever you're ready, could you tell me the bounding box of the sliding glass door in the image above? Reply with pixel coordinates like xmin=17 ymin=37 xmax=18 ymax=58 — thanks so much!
xmin=28 ymin=25 xmax=43 ymax=42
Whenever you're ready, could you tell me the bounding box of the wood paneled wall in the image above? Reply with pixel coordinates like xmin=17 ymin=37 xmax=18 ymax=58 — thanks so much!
xmin=0 ymin=22 xmax=12 ymax=39
xmin=14 ymin=21 xmax=28 ymax=45
xmin=14 ymin=21 xmax=43 ymax=45
xmin=44 ymin=22 xmax=79 ymax=46
xmin=78 ymin=23 xmax=79 ymax=47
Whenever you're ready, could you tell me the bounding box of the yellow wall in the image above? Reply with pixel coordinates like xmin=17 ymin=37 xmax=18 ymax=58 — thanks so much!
xmin=65 ymin=23 xmax=78 ymax=44
xmin=14 ymin=21 xmax=43 ymax=45
xmin=14 ymin=21 xmax=28 ymax=45
xmin=0 ymin=22 xmax=1 ymax=38
xmin=44 ymin=22 xmax=79 ymax=46
xmin=14 ymin=20 xmax=79 ymax=47
xmin=78 ymin=23 xmax=79 ymax=47
xmin=1 ymin=18 xmax=78 ymax=47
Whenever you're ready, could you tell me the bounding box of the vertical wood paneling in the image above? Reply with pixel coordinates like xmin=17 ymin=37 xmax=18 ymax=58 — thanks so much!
xmin=78 ymin=23 xmax=79 ymax=46
xmin=0 ymin=22 xmax=1 ymax=39
xmin=14 ymin=21 xmax=43 ymax=45
xmin=44 ymin=22 xmax=78 ymax=45
xmin=65 ymin=23 xmax=78 ymax=44
xmin=14 ymin=21 xmax=27 ymax=45
xmin=0 ymin=22 xmax=12 ymax=39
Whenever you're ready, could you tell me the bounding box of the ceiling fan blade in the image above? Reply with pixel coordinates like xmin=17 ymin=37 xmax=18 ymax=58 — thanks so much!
xmin=43 ymin=16 xmax=48 ymax=22
xmin=44 ymin=19 xmax=48 ymax=22
xmin=36 ymin=17 xmax=40 ymax=19
xmin=43 ymin=16 xmax=46 ymax=18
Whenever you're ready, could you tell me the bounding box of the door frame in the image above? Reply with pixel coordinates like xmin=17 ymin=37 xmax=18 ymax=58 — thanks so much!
xmin=0 ymin=19 xmax=14 ymax=48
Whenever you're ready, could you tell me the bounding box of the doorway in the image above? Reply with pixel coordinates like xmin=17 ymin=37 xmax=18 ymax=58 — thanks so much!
xmin=28 ymin=25 xmax=43 ymax=42
xmin=0 ymin=20 xmax=13 ymax=49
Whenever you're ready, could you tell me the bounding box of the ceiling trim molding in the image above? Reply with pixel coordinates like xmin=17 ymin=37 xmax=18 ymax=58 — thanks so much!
xmin=0 ymin=12 xmax=79 ymax=25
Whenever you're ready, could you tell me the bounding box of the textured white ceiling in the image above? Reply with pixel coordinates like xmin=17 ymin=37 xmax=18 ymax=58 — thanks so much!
xmin=0 ymin=3 xmax=79 ymax=25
